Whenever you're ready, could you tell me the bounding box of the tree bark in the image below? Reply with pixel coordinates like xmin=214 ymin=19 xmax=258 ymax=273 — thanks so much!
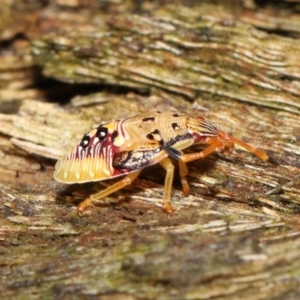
xmin=1 ymin=1 xmax=300 ymax=299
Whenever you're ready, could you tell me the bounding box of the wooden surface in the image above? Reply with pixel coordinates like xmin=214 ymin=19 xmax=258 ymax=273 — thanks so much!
xmin=1 ymin=1 xmax=300 ymax=299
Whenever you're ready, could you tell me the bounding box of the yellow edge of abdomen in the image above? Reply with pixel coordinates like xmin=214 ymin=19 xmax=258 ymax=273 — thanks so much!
xmin=54 ymin=156 xmax=113 ymax=184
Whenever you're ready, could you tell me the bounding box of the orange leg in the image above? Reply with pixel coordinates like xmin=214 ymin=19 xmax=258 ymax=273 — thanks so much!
xmin=77 ymin=169 xmax=141 ymax=214
xmin=159 ymin=157 xmax=176 ymax=214
xmin=180 ymin=133 xmax=268 ymax=163
xmin=180 ymin=140 xmax=225 ymax=163
xmin=226 ymin=135 xmax=268 ymax=161
xmin=178 ymin=159 xmax=190 ymax=197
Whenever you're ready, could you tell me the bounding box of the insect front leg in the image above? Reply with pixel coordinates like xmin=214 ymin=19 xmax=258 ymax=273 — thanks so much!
xmin=226 ymin=134 xmax=268 ymax=161
xmin=168 ymin=134 xmax=268 ymax=163
xmin=77 ymin=170 xmax=142 ymax=214
xmin=180 ymin=139 xmax=225 ymax=163
xmin=159 ymin=157 xmax=176 ymax=214
xmin=163 ymin=138 xmax=225 ymax=163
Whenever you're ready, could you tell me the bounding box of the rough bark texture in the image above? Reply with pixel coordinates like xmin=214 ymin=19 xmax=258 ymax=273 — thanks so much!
xmin=1 ymin=1 xmax=300 ymax=299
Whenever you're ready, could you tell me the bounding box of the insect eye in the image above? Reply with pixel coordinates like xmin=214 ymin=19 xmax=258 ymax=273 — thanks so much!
xmin=96 ymin=126 xmax=108 ymax=141
xmin=80 ymin=135 xmax=90 ymax=148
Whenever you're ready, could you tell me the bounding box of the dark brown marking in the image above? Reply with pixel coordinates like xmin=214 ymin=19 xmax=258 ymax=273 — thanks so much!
xmin=142 ymin=117 xmax=155 ymax=122
xmin=146 ymin=133 xmax=154 ymax=140
xmin=80 ymin=134 xmax=90 ymax=148
xmin=172 ymin=113 xmax=180 ymax=117
xmin=167 ymin=132 xmax=193 ymax=147
xmin=146 ymin=129 xmax=161 ymax=141
xmin=111 ymin=130 xmax=118 ymax=142
xmin=96 ymin=126 xmax=108 ymax=141
xmin=172 ymin=122 xmax=180 ymax=130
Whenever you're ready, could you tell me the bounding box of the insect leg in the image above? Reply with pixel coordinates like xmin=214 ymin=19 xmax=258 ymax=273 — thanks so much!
xmin=212 ymin=131 xmax=268 ymax=161
xmin=178 ymin=159 xmax=190 ymax=196
xmin=159 ymin=157 xmax=176 ymax=214
xmin=226 ymin=135 xmax=269 ymax=161
xmin=77 ymin=169 xmax=142 ymax=214
xmin=179 ymin=133 xmax=268 ymax=163
xmin=180 ymin=140 xmax=225 ymax=163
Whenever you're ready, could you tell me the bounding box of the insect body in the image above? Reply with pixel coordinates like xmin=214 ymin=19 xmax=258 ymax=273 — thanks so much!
xmin=54 ymin=111 xmax=268 ymax=214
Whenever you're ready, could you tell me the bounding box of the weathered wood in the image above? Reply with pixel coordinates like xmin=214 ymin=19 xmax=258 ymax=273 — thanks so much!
xmin=31 ymin=4 xmax=300 ymax=113
xmin=1 ymin=1 xmax=300 ymax=299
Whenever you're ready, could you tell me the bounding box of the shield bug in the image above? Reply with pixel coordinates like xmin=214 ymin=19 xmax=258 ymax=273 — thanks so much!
xmin=54 ymin=111 xmax=268 ymax=214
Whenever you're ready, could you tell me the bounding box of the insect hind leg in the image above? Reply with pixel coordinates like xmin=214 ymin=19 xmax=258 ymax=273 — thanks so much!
xmin=178 ymin=159 xmax=190 ymax=197
xmin=77 ymin=170 xmax=141 ymax=214
xmin=159 ymin=157 xmax=176 ymax=214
